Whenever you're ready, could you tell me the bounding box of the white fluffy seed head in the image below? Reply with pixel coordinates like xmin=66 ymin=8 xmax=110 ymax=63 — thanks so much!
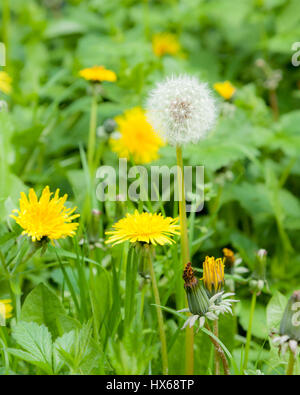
xmin=146 ymin=74 xmax=217 ymax=146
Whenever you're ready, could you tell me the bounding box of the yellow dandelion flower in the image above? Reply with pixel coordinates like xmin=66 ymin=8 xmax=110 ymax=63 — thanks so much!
xmin=0 ymin=299 xmax=13 ymax=320
xmin=0 ymin=71 xmax=12 ymax=94
xmin=213 ymin=81 xmax=236 ymax=100
xmin=202 ymin=256 xmax=225 ymax=294
xmin=152 ymin=33 xmax=181 ymax=57
xmin=110 ymin=107 xmax=164 ymax=164
xmin=223 ymin=247 xmax=235 ymax=267
xmin=11 ymin=186 xmax=80 ymax=243
xmin=105 ymin=210 xmax=180 ymax=246
xmin=79 ymin=65 xmax=117 ymax=82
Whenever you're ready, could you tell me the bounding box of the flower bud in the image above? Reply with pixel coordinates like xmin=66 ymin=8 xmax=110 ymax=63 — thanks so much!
xmin=0 ymin=100 xmax=8 ymax=112
xmin=103 ymin=118 xmax=117 ymax=134
xmin=92 ymin=209 xmax=102 ymax=216
xmin=135 ymin=242 xmax=154 ymax=280
xmin=183 ymin=262 xmax=210 ymax=315
xmin=0 ymin=299 xmax=13 ymax=326
xmin=280 ymin=291 xmax=300 ymax=342
xmin=250 ymin=249 xmax=267 ymax=292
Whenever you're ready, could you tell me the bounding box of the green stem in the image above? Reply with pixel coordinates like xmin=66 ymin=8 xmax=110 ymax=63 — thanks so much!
xmin=243 ymin=291 xmax=257 ymax=372
xmin=0 ymin=251 xmax=15 ymax=312
xmin=286 ymin=350 xmax=295 ymax=375
xmin=1 ymin=243 xmax=41 ymax=322
xmin=269 ymin=89 xmax=279 ymax=121
xmin=143 ymin=0 xmax=150 ymax=40
xmin=213 ymin=320 xmax=220 ymax=375
xmin=21 ymin=245 xmax=41 ymax=266
xmin=87 ymin=84 xmax=98 ymax=171
xmin=176 ymin=145 xmax=194 ymax=375
xmin=2 ymin=0 xmax=10 ymax=69
xmin=53 ymin=247 xmax=81 ymax=317
xmin=205 ymin=322 xmax=230 ymax=375
xmin=148 ymin=251 xmax=168 ymax=375
xmin=176 ymin=146 xmax=190 ymax=265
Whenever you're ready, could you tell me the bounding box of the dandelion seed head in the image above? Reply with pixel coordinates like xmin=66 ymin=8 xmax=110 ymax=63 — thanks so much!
xmin=146 ymin=74 xmax=217 ymax=146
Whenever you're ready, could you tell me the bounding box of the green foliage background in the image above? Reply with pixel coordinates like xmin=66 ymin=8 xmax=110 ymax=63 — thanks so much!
xmin=0 ymin=0 xmax=300 ymax=375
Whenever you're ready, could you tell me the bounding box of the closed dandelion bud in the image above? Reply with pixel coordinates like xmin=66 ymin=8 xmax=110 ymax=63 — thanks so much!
xmin=92 ymin=208 xmax=102 ymax=217
xmin=103 ymin=118 xmax=117 ymax=134
xmin=0 ymin=299 xmax=13 ymax=326
xmin=0 ymin=100 xmax=8 ymax=112
xmin=256 ymin=249 xmax=267 ymax=276
xmin=280 ymin=291 xmax=300 ymax=343
xmin=250 ymin=249 xmax=267 ymax=292
xmin=183 ymin=262 xmax=210 ymax=316
xmin=135 ymin=242 xmax=154 ymax=280
xmin=202 ymin=256 xmax=225 ymax=297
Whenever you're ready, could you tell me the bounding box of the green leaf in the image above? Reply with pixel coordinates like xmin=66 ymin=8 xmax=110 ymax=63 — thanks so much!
xmin=266 ymin=291 xmax=287 ymax=331
xmin=21 ymin=283 xmax=66 ymax=338
xmin=54 ymin=323 xmax=103 ymax=375
xmin=238 ymin=301 xmax=268 ymax=340
xmin=10 ymin=321 xmax=53 ymax=375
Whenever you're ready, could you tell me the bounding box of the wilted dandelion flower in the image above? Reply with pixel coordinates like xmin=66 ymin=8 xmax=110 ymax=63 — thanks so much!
xmin=0 ymin=299 xmax=13 ymax=322
xmin=105 ymin=210 xmax=179 ymax=246
xmin=11 ymin=186 xmax=80 ymax=243
xmin=214 ymin=81 xmax=236 ymax=100
xmin=79 ymin=66 xmax=117 ymax=82
xmin=152 ymin=33 xmax=180 ymax=57
xmin=180 ymin=262 xmax=238 ymax=330
xmin=146 ymin=75 xmax=217 ymax=146
xmin=110 ymin=107 xmax=164 ymax=164
xmin=0 ymin=71 xmax=12 ymax=95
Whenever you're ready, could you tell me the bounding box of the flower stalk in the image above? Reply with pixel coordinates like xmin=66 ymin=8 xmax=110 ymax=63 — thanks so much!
xmin=176 ymin=145 xmax=194 ymax=375
xmin=87 ymin=84 xmax=98 ymax=171
xmin=147 ymin=247 xmax=168 ymax=375
xmin=243 ymin=291 xmax=257 ymax=372
xmin=286 ymin=349 xmax=295 ymax=375
xmin=205 ymin=322 xmax=230 ymax=375
xmin=2 ymin=0 xmax=10 ymax=69
xmin=213 ymin=320 xmax=220 ymax=375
